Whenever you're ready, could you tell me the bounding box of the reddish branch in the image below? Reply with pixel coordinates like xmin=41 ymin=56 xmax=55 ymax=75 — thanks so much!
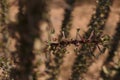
xmin=50 ymin=39 xmax=100 ymax=47
xmin=49 ymin=30 xmax=100 ymax=47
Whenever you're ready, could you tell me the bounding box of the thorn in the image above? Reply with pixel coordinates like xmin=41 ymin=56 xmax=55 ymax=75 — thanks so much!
xmin=78 ymin=34 xmax=85 ymax=42
xmin=88 ymin=30 xmax=94 ymax=40
xmin=62 ymin=31 xmax=66 ymax=39
xmin=75 ymin=28 xmax=80 ymax=40
xmin=97 ymin=45 xmax=103 ymax=53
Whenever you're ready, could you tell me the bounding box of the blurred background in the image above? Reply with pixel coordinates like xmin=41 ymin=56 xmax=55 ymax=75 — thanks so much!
xmin=0 ymin=0 xmax=120 ymax=80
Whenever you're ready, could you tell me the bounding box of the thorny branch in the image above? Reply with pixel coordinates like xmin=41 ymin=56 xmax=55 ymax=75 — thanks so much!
xmin=47 ymin=29 xmax=110 ymax=56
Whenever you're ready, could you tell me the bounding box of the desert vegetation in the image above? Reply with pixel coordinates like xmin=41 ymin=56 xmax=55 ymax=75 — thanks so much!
xmin=0 ymin=0 xmax=120 ymax=80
